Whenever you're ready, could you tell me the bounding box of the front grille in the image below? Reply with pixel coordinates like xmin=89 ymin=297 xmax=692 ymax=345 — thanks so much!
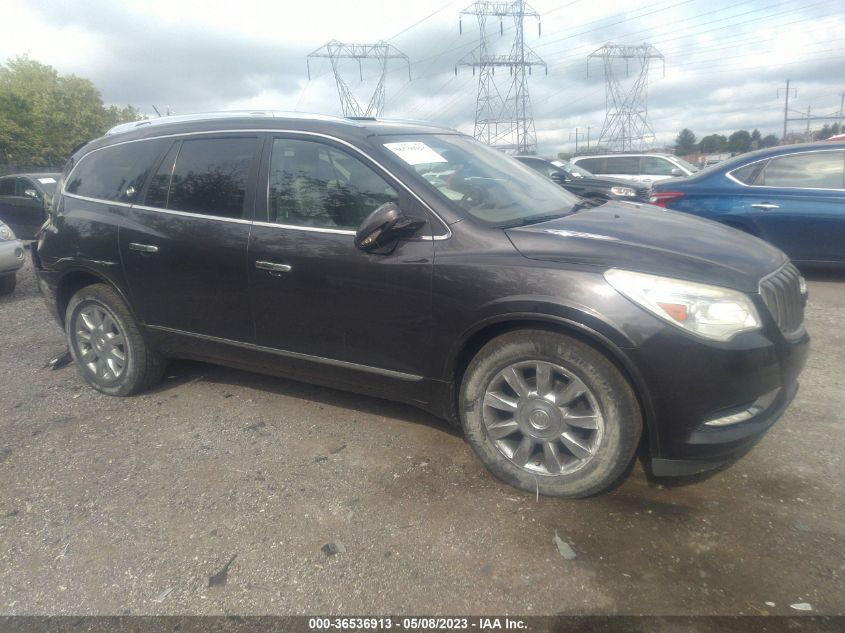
xmin=759 ymin=263 xmax=805 ymax=335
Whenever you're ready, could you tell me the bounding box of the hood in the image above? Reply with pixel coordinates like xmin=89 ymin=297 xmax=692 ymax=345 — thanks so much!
xmin=505 ymin=201 xmax=787 ymax=292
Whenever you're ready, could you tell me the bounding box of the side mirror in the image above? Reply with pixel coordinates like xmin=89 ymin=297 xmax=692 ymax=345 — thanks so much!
xmin=354 ymin=202 xmax=426 ymax=254
xmin=24 ymin=188 xmax=40 ymax=200
xmin=670 ymin=167 xmax=683 ymax=177
xmin=550 ymin=172 xmax=568 ymax=184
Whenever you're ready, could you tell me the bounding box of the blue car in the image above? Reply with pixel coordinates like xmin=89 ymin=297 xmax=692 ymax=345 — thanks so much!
xmin=650 ymin=142 xmax=845 ymax=266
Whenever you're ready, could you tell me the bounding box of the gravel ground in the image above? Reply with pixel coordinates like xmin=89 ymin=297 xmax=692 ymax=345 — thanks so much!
xmin=0 ymin=252 xmax=843 ymax=616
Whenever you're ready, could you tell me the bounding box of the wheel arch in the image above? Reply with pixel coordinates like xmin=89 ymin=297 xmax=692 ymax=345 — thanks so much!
xmin=55 ymin=267 xmax=134 ymax=328
xmin=449 ymin=314 xmax=660 ymax=456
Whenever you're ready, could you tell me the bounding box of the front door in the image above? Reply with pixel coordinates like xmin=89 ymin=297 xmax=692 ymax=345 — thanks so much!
xmin=248 ymin=135 xmax=435 ymax=385
xmin=0 ymin=177 xmax=45 ymax=239
xmin=119 ymin=135 xmax=262 ymax=341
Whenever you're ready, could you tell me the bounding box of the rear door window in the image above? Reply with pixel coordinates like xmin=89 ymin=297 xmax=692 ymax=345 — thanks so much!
xmin=604 ymin=156 xmax=640 ymax=174
xmin=66 ymin=139 xmax=168 ymax=202
xmin=757 ymin=151 xmax=845 ymax=189
xmin=164 ymin=137 xmax=258 ymax=218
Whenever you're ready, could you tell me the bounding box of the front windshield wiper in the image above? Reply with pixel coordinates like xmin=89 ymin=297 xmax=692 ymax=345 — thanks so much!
xmin=495 ymin=212 xmax=570 ymax=229
xmin=570 ymin=199 xmax=599 ymax=213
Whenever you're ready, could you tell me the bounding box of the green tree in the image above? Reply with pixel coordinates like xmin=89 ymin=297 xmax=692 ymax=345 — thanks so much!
xmin=728 ymin=130 xmax=752 ymax=154
xmin=0 ymin=55 xmax=142 ymax=166
xmin=699 ymin=134 xmax=727 ymax=153
xmin=674 ymin=128 xmax=697 ymax=156
xmin=760 ymin=134 xmax=779 ymax=148
xmin=750 ymin=129 xmax=762 ymax=149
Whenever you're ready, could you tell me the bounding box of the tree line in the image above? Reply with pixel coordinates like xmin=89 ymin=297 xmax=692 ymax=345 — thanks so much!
xmin=674 ymin=124 xmax=842 ymax=157
xmin=0 ymin=56 xmax=142 ymax=168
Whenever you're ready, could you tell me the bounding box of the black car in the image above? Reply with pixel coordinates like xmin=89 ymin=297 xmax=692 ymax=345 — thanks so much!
xmin=515 ymin=156 xmax=650 ymax=203
xmin=34 ymin=112 xmax=808 ymax=498
xmin=0 ymin=172 xmax=60 ymax=240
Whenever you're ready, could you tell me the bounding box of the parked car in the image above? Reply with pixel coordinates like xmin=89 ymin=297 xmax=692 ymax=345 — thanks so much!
xmin=650 ymin=141 xmax=845 ymax=265
xmin=514 ymin=156 xmax=649 ymax=203
xmin=571 ymin=153 xmax=698 ymax=185
xmin=0 ymin=220 xmax=25 ymax=294
xmin=35 ymin=112 xmax=808 ymax=497
xmin=0 ymin=173 xmax=60 ymax=240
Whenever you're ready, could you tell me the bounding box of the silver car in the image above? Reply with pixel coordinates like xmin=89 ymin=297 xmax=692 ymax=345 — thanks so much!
xmin=0 ymin=220 xmax=25 ymax=295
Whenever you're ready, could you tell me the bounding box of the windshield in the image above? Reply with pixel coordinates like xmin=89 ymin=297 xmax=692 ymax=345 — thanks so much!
xmin=380 ymin=134 xmax=581 ymax=227
xmin=552 ymin=159 xmax=593 ymax=178
xmin=672 ymin=156 xmax=699 ymax=173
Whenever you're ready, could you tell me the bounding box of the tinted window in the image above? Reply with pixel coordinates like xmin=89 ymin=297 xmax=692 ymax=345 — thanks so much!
xmin=0 ymin=178 xmax=14 ymax=196
xmin=269 ymin=138 xmax=398 ymax=230
xmin=167 ymin=137 xmax=256 ymax=218
xmin=519 ymin=158 xmax=555 ymax=177
xmin=144 ymin=142 xmax=180 ymax=208
xmin=641 ymin=157 xmax=677 ymax=176
xmin=758 ymin=151 xmax=845 ymax=189
xmin=604 ymin=156 xmax=640 ymax=174
xmin=575 ymin=158 xmax=603 ymax=173
xmin=66 ymin=140 xmax=167 ymax=202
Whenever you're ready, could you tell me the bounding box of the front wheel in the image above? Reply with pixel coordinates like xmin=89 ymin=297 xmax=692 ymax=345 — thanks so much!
xmin=459 ymin=330 xmax=642 ymax=498
xmin=65 ymin=283 xmax=165 ymax=396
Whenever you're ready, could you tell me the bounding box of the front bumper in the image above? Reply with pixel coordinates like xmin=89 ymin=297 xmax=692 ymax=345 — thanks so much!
xmin=0 ymin=239 xmax=25 ymax=275
xmin=625 ymin=320 xmax=809 ymax=477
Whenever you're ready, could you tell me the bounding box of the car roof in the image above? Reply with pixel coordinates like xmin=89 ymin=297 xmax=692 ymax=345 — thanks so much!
xmin=571 ymin=153 xmax=675 ymax=159
xmin=104 ymin=110 xmax=458 ymax=139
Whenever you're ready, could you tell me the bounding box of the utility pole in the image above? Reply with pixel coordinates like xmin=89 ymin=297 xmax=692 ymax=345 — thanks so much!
xmin=307 ymin=40 xmax=410 ymax=117
xmin=587 ymin=44 xmax=664 ymax=151
xmin=779 ymin=79 xmax=797 ymax=141
xmin=456 ymin=1 xmax=547 ymax=154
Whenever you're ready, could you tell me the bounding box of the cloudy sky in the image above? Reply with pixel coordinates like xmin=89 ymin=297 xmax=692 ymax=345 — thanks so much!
xmin=3 ymin=0 xmax=844 ymax=155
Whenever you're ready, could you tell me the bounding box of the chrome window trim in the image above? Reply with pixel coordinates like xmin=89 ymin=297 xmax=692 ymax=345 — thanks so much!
xmin=63 ymin=128 xmax=452 ymax=240
xmin=253 ymin=220 xmax=355 ymax=236
xmin=147 ymin=324 xmax=424 ymax=382
xmin=132 ymin=204 xmax=253 ymax=225
xmin=63 ymin=192 xmax=133 ymax=208
xmin=726 ymin=148 xmax=845 ymax=190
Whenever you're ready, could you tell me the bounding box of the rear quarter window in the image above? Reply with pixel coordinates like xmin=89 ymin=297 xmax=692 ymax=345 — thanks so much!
xmin=757 ymin=151 xmax=845 ymax=189
xmin=66 ymin=140 xmax=168 ymax=202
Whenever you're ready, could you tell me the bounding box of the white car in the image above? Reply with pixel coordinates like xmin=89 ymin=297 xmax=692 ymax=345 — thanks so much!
xmin=0 ymin=220 xmax=25 ymax=295
xmin=570 ymin=153 xmax=699 ymax=185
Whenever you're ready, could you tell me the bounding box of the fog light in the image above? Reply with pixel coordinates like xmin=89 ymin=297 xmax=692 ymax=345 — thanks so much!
xmin=15 ymin=247 xmax=24 ymax=260
xmin=704 ymin=388 xmax=780 ymax=427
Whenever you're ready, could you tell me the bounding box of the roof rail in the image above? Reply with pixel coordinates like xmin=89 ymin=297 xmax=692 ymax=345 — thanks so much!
xmin=105 ymin=110 xmax=354 ymax=136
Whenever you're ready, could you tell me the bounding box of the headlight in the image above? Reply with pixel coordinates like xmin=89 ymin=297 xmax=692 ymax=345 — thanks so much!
xmin=610 ymin=186 xmax=637 ymax=197
xmin=0 ymin=223 xmax=13 ymax=241
xmin=604 ymin=269 xmax=761 ymax=341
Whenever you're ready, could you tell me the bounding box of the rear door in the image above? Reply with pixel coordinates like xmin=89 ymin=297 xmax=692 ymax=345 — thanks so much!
xmin=640 ymin=156 xmax=679 ymax=185
xmin=743 ymin=150 xmax=845 ymax=263
xmin=602 ymin=156 xmax=641 ymax=183
xmin=247 ymin=134 xmax=435 ymax=385
xmin=119 ymin=134 xmax=262 ymax=341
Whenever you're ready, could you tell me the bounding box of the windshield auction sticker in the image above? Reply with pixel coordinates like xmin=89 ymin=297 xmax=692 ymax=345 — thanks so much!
xmin=384 ymin=141 xmax=448 ymax=166
xmin=37 ymin=177 xmax=57 ymax=184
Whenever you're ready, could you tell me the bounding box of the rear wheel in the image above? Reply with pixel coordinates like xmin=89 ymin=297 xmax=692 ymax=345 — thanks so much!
xmin=0 ymin=274 xmax=15 ymax=295
xmin=65 ymin=283 xmax=165 ymax=396
xmin=459 ymin=329 xmax=642 ymax=498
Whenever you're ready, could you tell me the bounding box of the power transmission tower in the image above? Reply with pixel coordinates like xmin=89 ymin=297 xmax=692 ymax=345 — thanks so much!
xmin=307 ymin=40 xmax=410 ymax=117
xmin=588 ymin=43 xmax=664 ymax=151
xmin=456 ymin=1 xmax=546 ymax=154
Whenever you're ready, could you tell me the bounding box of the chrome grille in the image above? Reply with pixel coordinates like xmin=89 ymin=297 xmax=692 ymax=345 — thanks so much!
xmin=759 ymin=263 xmax=805 ymax=335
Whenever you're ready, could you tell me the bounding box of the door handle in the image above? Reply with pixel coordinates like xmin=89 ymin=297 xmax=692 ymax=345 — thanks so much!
xmin=128 ymin=242 xmax=159 ymax=253
xmin=751 ymin=203 xmax=779 ymax=210
xmin=255 ymin=261 xmax=292 ymax=273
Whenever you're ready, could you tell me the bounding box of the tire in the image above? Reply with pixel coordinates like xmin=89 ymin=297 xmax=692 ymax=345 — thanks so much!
xmin=0 ymin=274 xmax=15 ymax=295
xmin=459 ymin=329 xmax=642 ymax=498
xmin=65 ymin=283 xmax=165 ymax=396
